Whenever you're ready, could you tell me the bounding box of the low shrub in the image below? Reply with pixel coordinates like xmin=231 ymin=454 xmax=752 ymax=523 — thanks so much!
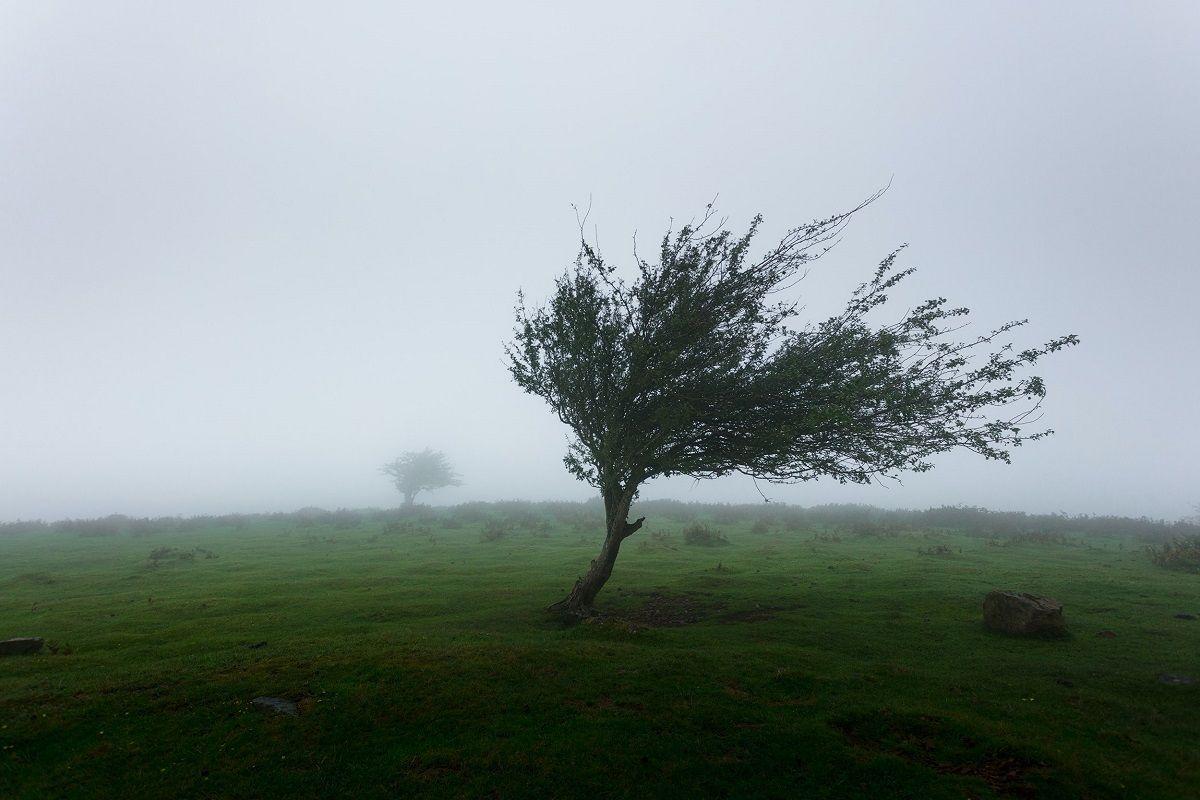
xmin=683 ymin=523 xmax=729 ymax=547
xmin=480 ymin=519 xmax=511 ymax=542
xmin=1147 ymin=536 xmax=1200 ymax=573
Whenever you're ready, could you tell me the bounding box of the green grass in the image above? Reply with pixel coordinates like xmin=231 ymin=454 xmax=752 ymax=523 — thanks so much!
xmin=2 ymin=512 xmax=1198 ymax=799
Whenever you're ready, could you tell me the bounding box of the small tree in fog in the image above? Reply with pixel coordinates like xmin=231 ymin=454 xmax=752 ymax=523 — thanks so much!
xmin=506 ymin=197 xmax=1077 ymax=617
xmin=381 ymin=449 xmax=461 ymax=507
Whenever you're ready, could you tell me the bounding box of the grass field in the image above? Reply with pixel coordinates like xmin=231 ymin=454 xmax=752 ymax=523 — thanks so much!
xmin=2 ymin=505 xmax=1198 ymax=799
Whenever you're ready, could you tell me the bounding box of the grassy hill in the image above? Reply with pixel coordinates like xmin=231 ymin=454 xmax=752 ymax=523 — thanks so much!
xmin=2 ymin=504 xmax=1197 ymax=798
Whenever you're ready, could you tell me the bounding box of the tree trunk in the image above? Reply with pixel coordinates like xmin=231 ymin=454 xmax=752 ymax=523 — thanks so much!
xmin=549 ymin=485 xmax=644 ymax=619
xmin=403 ymin=490 xmax=417 ymax=508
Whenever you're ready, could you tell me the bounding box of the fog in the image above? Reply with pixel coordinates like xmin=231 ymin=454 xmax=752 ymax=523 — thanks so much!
xmin=1 ymin=2 xmax=1197 ymax=521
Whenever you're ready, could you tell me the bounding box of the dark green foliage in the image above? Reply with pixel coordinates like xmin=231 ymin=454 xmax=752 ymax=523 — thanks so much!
xmin=380 ymin=448 xmax=462 ymax=506
xmin=507 ymin=199 xmax=1077 ymax=495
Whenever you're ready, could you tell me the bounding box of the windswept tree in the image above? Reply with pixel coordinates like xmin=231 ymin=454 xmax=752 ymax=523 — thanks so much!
xmin=506 ymin=197 xmax=1077 ymax=617
xmin=380 ymin=448 xmax=461 ymax=507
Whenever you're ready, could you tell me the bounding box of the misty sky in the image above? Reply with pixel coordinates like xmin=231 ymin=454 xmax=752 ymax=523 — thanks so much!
xmin=2 ymin=2 xmax=1197 ymax=521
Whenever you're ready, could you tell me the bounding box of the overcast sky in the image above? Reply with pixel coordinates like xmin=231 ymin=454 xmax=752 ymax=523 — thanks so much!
xmin=2 ymin=2 xmax=1197 ymax=521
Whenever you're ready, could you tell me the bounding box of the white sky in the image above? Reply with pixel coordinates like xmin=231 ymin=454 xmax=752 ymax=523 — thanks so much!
xmin=2 ymin=2 xmax=1197 ymax=520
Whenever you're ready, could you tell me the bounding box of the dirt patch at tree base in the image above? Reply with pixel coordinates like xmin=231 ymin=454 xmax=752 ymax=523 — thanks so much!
xmin=589 ymin=591 xmax=795 ymax=628
xmin=597 ymin=590 xmax=725 ymax=627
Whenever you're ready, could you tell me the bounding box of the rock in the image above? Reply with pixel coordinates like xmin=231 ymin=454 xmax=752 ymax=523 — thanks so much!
xmin=251 ymin=696 xmax=298 ymax=716
xmin=0 ymin=637 xmax=44 ymax=656
xmin=983 ymin=591 xmax=1066 ymax=637
xmin=246 ymin=641 xmax=267 ymax=649
xmin=1174 ymin=613 xmax=1196 ymax=621
xmin=1157 ymin=673 xmax=1196 ymax=686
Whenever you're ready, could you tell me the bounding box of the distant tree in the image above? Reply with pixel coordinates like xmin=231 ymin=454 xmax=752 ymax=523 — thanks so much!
xmin=506 ymin=197 xmax=1077 ymax=617
xmin=380 ymin=449 xmax=461 ymax=507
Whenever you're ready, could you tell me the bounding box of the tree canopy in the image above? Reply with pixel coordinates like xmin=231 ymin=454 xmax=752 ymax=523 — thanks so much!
xmin=380 ymin=448 xmax=461 ymax=507
xmin=506 ymin=197 xmax=1077 ymax=615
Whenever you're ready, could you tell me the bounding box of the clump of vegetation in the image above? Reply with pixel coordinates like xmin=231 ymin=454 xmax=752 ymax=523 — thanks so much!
xmin=480 ymin=519 xmax=511 ymax=542
xmin=331 ymin=509 xmax=365 ymax=529
xmin=847 ymin=520 xmax=900 ymax=538
xmin=1147 ymin=536 xmax=1200 ymax=573
xmin=1008 ymin=531 xmax=1076 ymax=546
xmin=683 ymin=523 xmax=729 ymax=547
xmin=750 ymin=518 xmax=772 ymax=535
xmin=812 ymin=532 xmax=842 ymax=543
xmin=783 ymin=515 xmax=808 ymax=533
xmin=384 ymin=520 xmax=430 ymax=537
xmin=0 ymin=519 xmax=49 ymax=536
xmin=148 ymin=547 xmax=195 ymax=566
xmin=918 ymin=544 xmax=954 ymax=556
xmin=55 ymin=515 xmax=125 ymax=537
xmin=293 ymin=507 xmax=333 ymax=528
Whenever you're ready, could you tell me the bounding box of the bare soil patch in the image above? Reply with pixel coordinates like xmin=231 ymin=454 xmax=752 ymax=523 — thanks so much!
xmin=833 ymin=710 xmax=1050 ymax=798
xmin=590 ymin=591 xmax=800 ymax=628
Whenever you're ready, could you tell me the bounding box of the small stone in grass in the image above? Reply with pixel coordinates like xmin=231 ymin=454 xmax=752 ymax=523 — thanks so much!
xmin=1174 ymin=613 xmax=1196 ymax=621
xmin=251 ymin=697 xmax=298 ymax=716
xmin=1157 ymin=674 xmax=1196 ymax=686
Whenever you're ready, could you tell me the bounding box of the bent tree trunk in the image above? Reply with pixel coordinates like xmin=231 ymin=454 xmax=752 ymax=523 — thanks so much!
xmin=549 ymin=486 xmax=644 ymax=618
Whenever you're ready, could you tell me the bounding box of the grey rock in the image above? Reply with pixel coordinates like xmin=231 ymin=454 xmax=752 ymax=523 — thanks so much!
xmin=1157 ymin=673 xmax=1196 ymax=686
xmin=983 ymin=590 xmax=1067 ymax=637
xmin=251 ymin=696 xmax=297 ymax=715
xmin=0 ymin=637 xmax=44 ymax=656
